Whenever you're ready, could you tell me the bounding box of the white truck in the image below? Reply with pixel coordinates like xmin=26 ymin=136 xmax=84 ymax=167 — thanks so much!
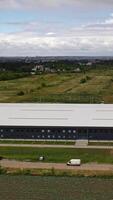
xmin=67 ymin=159 xmax=81 ymax=166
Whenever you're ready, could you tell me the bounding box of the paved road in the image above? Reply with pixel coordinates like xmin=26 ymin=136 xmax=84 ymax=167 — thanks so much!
xmin=1 ymin=159 xmax=113 ymax=172
xmin=0 ymin=144 xmax=75 ymax=148
xmin=0 ymin=143 xmax=113 ymax=149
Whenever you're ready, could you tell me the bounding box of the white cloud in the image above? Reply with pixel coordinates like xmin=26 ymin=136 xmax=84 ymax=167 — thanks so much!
xmin=0 ymin=5 xmax=113 ymax=56
xmin=0 ymin=0 xmax=19 ymax=9
xmin=46 ymin=32 xmax=56 ymax=36
xmin=0 ymin=30 xmax=113 ymax=56
xmin=84 ymin=13 xmax=113 ymax=31
xmin=105 ymin=18 xmax=113 ymax=25
xmin=0 ymin=0 xmax=113 ymax=9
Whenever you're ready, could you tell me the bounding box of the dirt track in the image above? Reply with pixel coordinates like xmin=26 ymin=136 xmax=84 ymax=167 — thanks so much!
xmin=1 ymin=159 xmax=113 ymax=172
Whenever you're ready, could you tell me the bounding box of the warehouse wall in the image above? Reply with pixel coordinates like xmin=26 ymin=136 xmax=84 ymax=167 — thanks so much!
xmin=0 ymin=126 xmax=113 ymax=140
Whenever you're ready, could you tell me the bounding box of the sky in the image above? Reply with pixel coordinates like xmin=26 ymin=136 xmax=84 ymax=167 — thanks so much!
xmin=0 ymin=0 xmax=113 ymax=56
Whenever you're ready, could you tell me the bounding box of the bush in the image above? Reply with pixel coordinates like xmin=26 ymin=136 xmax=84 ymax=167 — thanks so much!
xmin=0 ymin=72 xmax=29 ymax=81
xmin=17 ymin=91 xmax=25 ymax=96
xmin=41 ymin=82 xmax=47 ymax=87
xmin=86 ymin=76 xmax=91 ymax=80
xmin=51 ymin=167 xmax=55 ymax=176
xmin=80 ymin=76 xmax=91 ymax=84
xmin=0 ymin=166 xmax=6 ymax=174
xmin=80 ymin=78 xmax=86 ymax=84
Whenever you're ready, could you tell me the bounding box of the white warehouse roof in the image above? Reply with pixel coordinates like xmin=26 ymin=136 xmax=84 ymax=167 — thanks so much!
xmin=0 ymin=103 xmax=113 ymax=127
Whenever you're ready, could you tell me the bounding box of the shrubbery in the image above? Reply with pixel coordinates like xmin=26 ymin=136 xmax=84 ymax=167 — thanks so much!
xmin=17 ymin=91 xmax=25 ymax=96
xmin=80 ymin=76 xmax=91 ymax=84
xmin=41 ymin=82 xmax=47 ymax=87
xmin=0 ymin=166 xmax=6 ymax=174
xmin=0 ymin=71 xmax=29 ymax=81
xmin=80 ymin=78 xmax=86 ymax=84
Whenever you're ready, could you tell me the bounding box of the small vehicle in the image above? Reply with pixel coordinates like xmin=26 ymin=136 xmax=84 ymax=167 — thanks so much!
xmin=67 ymin=159 xmax=81 ymax=166
xmin=39 ymin=156 xmax=45 ymax=161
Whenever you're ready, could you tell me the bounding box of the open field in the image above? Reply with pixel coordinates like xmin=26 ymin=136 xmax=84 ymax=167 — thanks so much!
xmin=1 ymin=68 xmax=113 ymax=103
xmin=1 ymin=147 xmax=113 ymax=164
xmin=0 ymin=175 xmax=113 ymax=200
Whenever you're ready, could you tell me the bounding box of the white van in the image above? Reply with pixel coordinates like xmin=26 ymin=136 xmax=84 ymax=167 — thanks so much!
xmin=67 ymin=159 xmax=81 ymax=166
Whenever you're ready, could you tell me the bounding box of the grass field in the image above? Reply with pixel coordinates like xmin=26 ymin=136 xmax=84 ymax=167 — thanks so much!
xmin=1 ymin=68 xmax=113 ymax=103
xmin=1 ymin=147 xmax=113 ymax=163
xmin=89 ymin=142 xmax=113 ymax=146
xmin=0 ymin=175 xmax=113 ymax=200
xmin=0 ymin=140 xmax=75 ymax=145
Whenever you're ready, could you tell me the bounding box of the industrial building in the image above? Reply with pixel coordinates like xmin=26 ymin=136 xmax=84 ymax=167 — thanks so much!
xmin=0 ymin=103 xmax=113 ymax=141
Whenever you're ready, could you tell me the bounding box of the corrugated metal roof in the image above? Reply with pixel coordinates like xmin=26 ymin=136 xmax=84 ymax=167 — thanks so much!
xmin=0 ymin=103 xmax=113 ymax=127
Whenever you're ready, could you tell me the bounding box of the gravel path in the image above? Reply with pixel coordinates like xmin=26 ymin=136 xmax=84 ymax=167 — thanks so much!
xmin=1 ymin=159 xmax=113 ymax=172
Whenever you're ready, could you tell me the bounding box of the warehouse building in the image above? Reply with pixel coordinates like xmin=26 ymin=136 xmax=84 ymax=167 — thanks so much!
xmin=0 ymin=103 xmax=113 ymax=141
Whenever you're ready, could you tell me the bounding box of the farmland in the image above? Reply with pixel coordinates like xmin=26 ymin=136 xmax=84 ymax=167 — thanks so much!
xmin=0 ymin=175 xmax=113 ymax=200
xmin=1 ymin=68 xmax=113 ymax=103
xmin=1 ymin=146 xmax=113 ymax=164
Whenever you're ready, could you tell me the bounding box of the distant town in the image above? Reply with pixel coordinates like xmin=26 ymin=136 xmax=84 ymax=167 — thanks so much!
xmin=0 ymin=56 xmax=113 ymax=75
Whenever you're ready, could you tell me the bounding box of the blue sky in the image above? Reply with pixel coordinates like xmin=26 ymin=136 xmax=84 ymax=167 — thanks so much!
xmin=0 ymin=0 xmax=113 ymax=56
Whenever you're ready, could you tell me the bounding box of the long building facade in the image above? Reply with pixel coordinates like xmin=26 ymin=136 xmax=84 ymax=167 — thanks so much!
xmin=0 ymin=103 xmax=113 ymax=141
